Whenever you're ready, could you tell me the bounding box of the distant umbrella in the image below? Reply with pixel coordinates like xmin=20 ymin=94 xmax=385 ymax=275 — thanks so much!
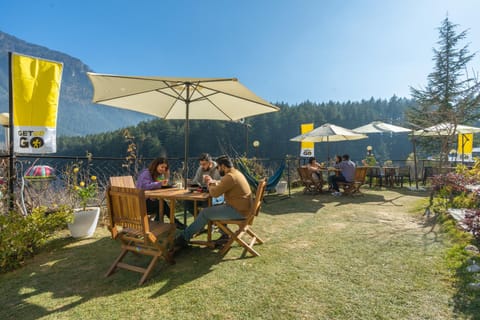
xmin=412 ymin=123 xmax=480 ymax=136
xmin=353 ymin=121 xmax=411 ymax=134
xmin=290 ymin=123 xmax=368 ymax=161
xmin=352 ymin=121 xmax=419 ymax=188
xmin=413 ymin=122 xmax=480 ymax=167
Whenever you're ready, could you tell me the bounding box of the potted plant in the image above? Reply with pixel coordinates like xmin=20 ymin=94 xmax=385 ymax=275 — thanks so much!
xmin=67 ymin=169 xmax=100 ymax=238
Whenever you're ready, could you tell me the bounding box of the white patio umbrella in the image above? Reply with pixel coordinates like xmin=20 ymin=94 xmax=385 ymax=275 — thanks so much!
xmin=87 ymin=73 xmax=279 ymax=188
xmin=413 ymin=122 xmax=480 ymax=166
xmin=353 ymin=121 xmax=411 ymax=134
xmin=412 ymin=123 xmax=480 ymax=136
xmin=352 ymin=121 xmax=419 ymax=188
xmin=290 ymin=123 xmax=368 ymax=161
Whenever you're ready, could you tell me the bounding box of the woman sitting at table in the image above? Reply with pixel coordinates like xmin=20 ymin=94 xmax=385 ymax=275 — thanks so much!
xmin=136 ymin=157 xmax=185 ymax=229
xmin=306 ymin=157 xmax=323 ymax=182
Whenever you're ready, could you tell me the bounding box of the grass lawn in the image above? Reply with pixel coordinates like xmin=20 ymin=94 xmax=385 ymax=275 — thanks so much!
xmin=0 ymin=188 xmax=476 ymax=319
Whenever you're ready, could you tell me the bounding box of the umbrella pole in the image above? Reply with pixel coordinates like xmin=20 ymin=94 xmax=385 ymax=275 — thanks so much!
xmin=327 ymin=136 xmax=330 ymax=164
xmin=412 ymin=133 xmax=419 ymax=190
xmin=183 ymin=84 xmax=190 ymax=190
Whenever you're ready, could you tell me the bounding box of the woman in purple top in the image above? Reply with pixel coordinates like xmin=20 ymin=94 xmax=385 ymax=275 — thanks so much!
xmin=136 ymin=157 xmax=185 ymax=229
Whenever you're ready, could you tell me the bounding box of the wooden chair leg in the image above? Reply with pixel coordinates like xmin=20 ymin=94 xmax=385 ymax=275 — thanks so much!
xmin=246 ymin=228 xmax=264 ymax=244
xmin=106 ymin=248 xmax=128 ymax=277
xmin=139 ymin=255 xmax=159 ymax=285
xmin=237 ymin=234 xmax=260 ymax=257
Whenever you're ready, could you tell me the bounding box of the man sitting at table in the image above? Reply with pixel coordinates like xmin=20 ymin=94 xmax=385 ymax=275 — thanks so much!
xmin=327 ymin=155 xmax=342 ymax=191
xmin=184 ymin=153 xmax=222 ymax=215
xmin=331 ymin=154 xmax=356 ymax=196
xmin=175 ymin=155 xmax=252 ymax=248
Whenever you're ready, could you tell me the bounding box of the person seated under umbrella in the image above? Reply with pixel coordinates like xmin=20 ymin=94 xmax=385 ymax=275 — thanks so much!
xmin=331 ymin=154 xmax=356 ymax=196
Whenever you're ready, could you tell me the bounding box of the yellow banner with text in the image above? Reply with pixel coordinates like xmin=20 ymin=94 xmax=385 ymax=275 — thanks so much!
xmin=300 ymin=123 xmax=314 ymax=157
xmin=12 ymin=53 xmax=63 ymax=153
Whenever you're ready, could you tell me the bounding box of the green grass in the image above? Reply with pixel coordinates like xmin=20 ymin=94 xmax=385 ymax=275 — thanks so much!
xmin=0 ymin=188 xmax=478 ymax=319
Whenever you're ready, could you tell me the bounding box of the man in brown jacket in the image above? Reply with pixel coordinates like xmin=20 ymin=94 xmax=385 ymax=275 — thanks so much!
xmin=175 ymin=155 xmax=252 ymax=247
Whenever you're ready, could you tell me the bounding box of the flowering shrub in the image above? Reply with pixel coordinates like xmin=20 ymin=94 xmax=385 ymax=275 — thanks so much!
xmin=430 ymin=171 xmax=475 ymax=194
xmin=72 ymin=167 xmax=98 ymax=211
xmin=429 ymin=159 xmax=480 ymax=241
xmin=463 ymin=209 xmax=480 ymax=242
xmin=64 ymin=165 xmax=99 ymax=211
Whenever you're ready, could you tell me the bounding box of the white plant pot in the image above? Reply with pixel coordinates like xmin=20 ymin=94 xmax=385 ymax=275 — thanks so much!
xmin=276 ymin=181 xmax=288 ymax=194
xmin=68 ymin=207 xmax=100 ymax=238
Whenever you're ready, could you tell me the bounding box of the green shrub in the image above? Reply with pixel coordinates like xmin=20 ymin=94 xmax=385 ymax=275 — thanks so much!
xmin=0 ymin=206 xmax=73 ymax=272
xmin=452 ymin=193 xmax=478 ymax=209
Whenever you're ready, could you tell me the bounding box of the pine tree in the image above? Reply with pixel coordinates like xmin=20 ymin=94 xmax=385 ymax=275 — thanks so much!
xmin=407 ymin=17 xmax=480 ymax=161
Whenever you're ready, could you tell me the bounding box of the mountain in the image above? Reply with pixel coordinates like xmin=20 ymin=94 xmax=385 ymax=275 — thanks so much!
xmin=0 ymin=31 xmax=150 ymax=136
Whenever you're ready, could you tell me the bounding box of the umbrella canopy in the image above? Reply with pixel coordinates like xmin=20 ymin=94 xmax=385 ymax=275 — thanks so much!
xmin=290 ymin=123 xmax=367 ymax=161
xmin=412 ymin=123 xmax=480 ymax=136
xmin=290 ymin=123 xmax=368 ymax=142
xmin=352 ymin=121 xmax=420 ymax=188
xmin=353 ymin=121 xmax=411 ymax=134
xmin=87 ymin=73 xmax=279 ymax=187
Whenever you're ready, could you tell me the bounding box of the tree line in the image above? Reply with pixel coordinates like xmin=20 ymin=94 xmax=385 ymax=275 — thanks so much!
xmin=57 ymin=96 xmax=414 ymax=164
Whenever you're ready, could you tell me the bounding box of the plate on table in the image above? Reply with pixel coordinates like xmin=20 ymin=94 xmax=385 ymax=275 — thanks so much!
xmin=161 ymin=184 xmax=177 ymax=189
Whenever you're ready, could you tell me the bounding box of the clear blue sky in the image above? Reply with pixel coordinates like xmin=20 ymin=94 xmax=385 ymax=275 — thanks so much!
xmin=1 ymin=0 xmax=479 ymax=104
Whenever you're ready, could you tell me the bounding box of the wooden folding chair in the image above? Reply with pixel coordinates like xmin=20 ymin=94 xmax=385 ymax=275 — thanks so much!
xmin=297 ymin=167 xmax=324 ymax=194
xmin=338 ymin=166 xmax=368 ymax=195
xmin=395 ymin=166 xmax=412 ymax=187
xmin=109 ymin=175 xmax=135 ymax=188
xmin=366 ymin=166 xmax=383 ymax=188
xmin=207 ymin=179 xmax=267 ymax=257
xmin=105 ymin=186 xmax=176 ymax=285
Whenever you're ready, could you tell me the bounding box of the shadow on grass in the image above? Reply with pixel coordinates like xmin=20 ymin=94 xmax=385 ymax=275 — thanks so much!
xmin=261 ymin=188 xmax=426 ymax=214
xmin=260 ymin=192 xmax=324 ymax=215
xmin=0 ymin=235 xmax=221 ymax=320
xmin=149 ymin=245 xmax=222 ymax=298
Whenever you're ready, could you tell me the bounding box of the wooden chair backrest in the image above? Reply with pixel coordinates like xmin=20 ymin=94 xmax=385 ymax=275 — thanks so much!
xmin=109 ymin=176 xmax=135 ymax=188
xmin=297 ymin=167 xmax=313 ymax=182
xmin=367 ymin=166 xmax=382 ymax=176
xmin=354 ymin=167 xmax=368 ymax=183
xmin=251 ymin=179 xmax=267 ymax=218
xmin=398 ymin=166 xmax=410 ymax=176
xmin=106 ymin=186 xmax=150 ymax=240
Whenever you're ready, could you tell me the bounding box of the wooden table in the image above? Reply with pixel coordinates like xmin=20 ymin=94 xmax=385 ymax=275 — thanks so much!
xmin=325 ymin=167 xmax=341 ymax=175
xmin=145 ymin=188 xmax=212 ymax=223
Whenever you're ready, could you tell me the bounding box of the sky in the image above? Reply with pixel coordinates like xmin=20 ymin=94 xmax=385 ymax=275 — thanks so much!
xmin=1 ymin=0 xmax=480 ymax=105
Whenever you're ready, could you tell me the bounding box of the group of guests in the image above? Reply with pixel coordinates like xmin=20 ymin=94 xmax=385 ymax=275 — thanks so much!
xmin=135 ymin=153 xmax=252 ymax=249
xmin=305 ymin=154 xmax=356 ymax=196
xmin=133 ymin=151 xmax=358 ymax=251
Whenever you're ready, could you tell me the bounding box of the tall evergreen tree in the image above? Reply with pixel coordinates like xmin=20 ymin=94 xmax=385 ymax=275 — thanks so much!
xmin=407 ymin=17 xmax=480 ymax=161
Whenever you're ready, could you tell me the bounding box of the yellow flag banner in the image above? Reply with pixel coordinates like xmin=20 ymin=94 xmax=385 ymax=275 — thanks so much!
xmin=11 ymin=53 xmax=63 ymax=153
xmin=457 ymin=133 xmax=473 ymax=155
xmin=300 ymin=123 xmax=314 ymax=157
